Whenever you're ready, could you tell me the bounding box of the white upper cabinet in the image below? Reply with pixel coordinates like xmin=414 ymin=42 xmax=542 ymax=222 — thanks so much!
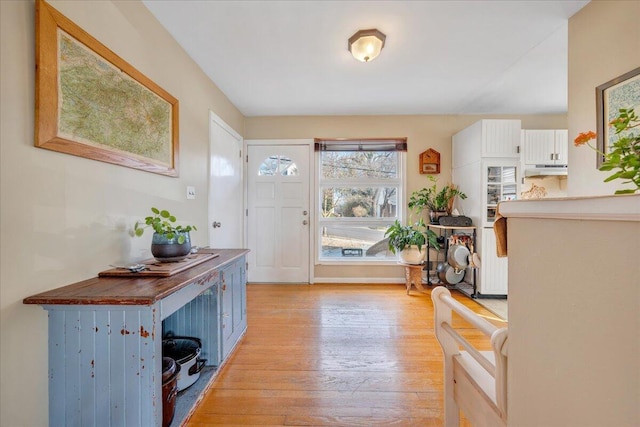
xmin=453 ymin=119 xmax=521 ymax=169
xmin=481 ymin=120 xmax=522 ymax=158
xmin=522 ymin=129 xmax=568 ymax=165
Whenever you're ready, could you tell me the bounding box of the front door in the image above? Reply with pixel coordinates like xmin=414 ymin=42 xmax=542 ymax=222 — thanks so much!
xmin=247 ymin=144 xmax=310 ymax=283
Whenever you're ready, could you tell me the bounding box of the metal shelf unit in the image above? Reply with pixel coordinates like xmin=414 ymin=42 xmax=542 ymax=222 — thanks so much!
xmin=425 ymin=224 xmax=477 ymax=298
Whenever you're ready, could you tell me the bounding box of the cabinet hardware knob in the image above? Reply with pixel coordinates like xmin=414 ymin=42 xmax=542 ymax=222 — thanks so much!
xmin=212 ymin=221 xmax=222 ymax=228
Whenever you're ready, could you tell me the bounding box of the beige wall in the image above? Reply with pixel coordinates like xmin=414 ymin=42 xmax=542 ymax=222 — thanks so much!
xmin=0 ymin=1 xmax=243 ymax=426
xmin=506 ymin=206 xmax=640 ymax=426
xmin=567 ymin=0 xmax=640 ymax=196
xmin=4 ymin=0 xmax=624 ymax=424
xmin=246 ymin=114 xmax=566 ymax=280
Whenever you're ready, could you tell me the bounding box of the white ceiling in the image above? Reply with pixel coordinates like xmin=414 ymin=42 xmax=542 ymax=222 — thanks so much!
xmin=142 ymin=0 xmax=589 ymax=117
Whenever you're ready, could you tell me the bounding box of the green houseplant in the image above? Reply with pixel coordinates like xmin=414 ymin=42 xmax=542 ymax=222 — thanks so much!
xmin=385 ymin=218 xmax=439 ymax=264
xmin=408 ymin=176 xmax=467 ymax=223
xmin=574 ymin=107 xmax=639 ymax=194
xmin=134 ymin=207 xmax=197 ymax=261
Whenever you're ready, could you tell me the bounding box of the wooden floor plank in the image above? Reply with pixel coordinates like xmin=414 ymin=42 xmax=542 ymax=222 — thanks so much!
xmin=185 ymin=283 xmax=507 ymax=426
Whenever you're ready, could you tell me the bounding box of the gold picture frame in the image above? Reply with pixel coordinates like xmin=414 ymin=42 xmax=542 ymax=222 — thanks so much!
xmin=595 ymin=67 xmax=640 ymax=168
xmin=35 ymin=0 xmax=179 ymax=177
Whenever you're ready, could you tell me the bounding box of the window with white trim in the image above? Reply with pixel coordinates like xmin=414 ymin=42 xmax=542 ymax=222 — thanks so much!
xmin=315 ymin=138 xmax=406 ymax=262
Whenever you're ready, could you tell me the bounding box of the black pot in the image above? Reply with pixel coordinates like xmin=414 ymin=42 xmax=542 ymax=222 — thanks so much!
xmin=151 ymin=232 xmax=191 ymax=262
xmin=162 ymin=357 xmax=180 ymax=427
xmin=162 ymin=336 xmax=206 ymax=391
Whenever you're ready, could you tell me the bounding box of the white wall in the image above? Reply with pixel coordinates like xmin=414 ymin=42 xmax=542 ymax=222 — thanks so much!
xmin=0 ymin=1 xmax=243 ymax=425
xmin=567 ymin=0 xmax=640 ymax=196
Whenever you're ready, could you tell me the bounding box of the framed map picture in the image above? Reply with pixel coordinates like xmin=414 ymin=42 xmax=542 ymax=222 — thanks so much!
xmin=595 ymin=67 xmax=640 ymax=168
xmin=35 ymin=0 xmax=179 ymax=177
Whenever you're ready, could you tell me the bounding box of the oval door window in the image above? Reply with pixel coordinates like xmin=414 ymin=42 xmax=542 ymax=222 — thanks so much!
xmin=258 ymin=155 xmax=298 ymax=176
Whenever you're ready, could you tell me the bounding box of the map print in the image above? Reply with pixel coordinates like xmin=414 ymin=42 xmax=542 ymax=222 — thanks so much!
xmin=58 ymin=30 xmax=172 ymax=165
xmin=605 ymin=74 xmax=640 ymax=150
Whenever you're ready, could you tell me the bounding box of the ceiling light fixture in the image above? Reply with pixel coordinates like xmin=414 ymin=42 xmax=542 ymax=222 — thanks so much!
xmin=348 ymin=29 xmax=386 ymax=63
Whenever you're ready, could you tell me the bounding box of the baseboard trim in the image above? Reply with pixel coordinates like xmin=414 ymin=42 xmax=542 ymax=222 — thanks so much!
xmin=313 ymin=277 xmax=405 ymax=284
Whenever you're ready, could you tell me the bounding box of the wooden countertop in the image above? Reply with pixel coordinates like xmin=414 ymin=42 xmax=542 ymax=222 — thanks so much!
xmin=23 ymin=249 xmax=249 ymax=306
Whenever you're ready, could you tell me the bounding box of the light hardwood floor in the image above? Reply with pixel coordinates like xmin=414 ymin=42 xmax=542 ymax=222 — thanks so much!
xmin=186 ymin=284 xmax=507 ymax=426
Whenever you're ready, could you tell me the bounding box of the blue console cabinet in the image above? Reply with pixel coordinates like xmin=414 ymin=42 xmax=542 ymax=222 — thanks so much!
xmin=24 ymin=249 xmax=248 ymax=427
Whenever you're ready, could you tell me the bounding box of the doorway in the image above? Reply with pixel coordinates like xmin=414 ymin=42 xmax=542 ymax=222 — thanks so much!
xmin=208 ymin=112 xmax=244 ymax=248
xmin=246 ymin=143 xmax=311 ymax=283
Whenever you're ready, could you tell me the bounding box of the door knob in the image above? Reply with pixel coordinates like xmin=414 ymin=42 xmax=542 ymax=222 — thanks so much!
xmin=212 ymin=221 xmax=221 ymax=228
xmin=303 ymin=210 xmax=308 ymax=215
xmin=302 ymin=220 xmax=308 ymax=225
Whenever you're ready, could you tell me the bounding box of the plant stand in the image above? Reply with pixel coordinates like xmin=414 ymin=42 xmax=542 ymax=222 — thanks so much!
xmin=398 ymin=262 xmax=427 ymax=294
xmin=425 ymin=224 xmax=477 ymax=298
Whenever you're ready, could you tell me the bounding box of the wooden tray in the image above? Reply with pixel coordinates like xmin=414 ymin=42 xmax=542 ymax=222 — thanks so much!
xmin=99 ymin=252 xmax=219 ymax=277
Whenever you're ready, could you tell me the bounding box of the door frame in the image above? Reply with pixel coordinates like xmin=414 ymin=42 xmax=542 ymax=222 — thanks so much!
xmin=244 ymin=139 xmax=315 ymax=283
xmin=208 ymin=110 xmax=244 ymax=248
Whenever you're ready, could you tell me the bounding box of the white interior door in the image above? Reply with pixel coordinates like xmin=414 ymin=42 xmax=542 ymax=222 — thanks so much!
xmin=247 ymin=144 xmax=310 ymax=283
xmin=208 ymin=112 xmax=243 ymax=248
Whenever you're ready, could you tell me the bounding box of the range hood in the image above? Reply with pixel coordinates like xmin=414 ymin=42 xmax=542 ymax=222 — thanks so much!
xmin=524 ymin=165 xmax=568 ymax=177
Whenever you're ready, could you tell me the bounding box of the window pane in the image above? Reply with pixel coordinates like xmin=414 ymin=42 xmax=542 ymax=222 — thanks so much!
xmin=503 ymin=184 xmax=517 ymax=201
xmin=320 ymin=224 xmax=392 ymax=259
xmin=320 ymin=187 xmax=397 ymax=218
xmin=278 ymin=157 xmax=298 ymax=176
xmin=258 ymin=156 xmax=278 ymax=176
xmin=258 ymin=155 xmax=299 ymax=176
xmin=502 ymin=166 xmax=516 ymax=183
xmin=321 ymin=151 xmax=398 ymax=179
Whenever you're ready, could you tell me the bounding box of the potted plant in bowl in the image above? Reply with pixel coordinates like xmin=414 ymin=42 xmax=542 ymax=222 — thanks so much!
xmin=384 ymin=218 xmax=439 ymax=264
xmin=134 ymin=207 xmax=197 ymax=262
xmin=408 ymin=176 xmax=467 ymax=224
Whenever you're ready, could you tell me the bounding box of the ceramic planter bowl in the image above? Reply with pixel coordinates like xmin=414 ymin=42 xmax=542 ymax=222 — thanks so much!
xmin=151 ymin=232 xmax=191 ymax=262
xmin=399 ymin=245 xmax=427 ymax=265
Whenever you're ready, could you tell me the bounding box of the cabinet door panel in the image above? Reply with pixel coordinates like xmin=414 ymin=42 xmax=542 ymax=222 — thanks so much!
xmin=480 ymin=229 xmax=508 ymax=295
xmin=523 ymin=130 xmax=556 ymax=165
xmin=220 ymin=267 xmax=234 ymax=358
xmin=481 ymin=120 xmax=521 ymax=158
xmin=555 ymin=129 xmax=568 ymax=164
xmin=482 ymin=162 xmax=519 ymax=227
xmin=220 ymin=258 xmax=248 ymax=359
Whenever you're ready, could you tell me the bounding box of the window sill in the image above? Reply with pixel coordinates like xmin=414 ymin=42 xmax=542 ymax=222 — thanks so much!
xmin=316 ymin=258 xmax=400 ymax=266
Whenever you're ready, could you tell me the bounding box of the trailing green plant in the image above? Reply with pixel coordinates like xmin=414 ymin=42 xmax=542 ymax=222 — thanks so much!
xmin=574 ymin=107 xmax=639 ymax=194
xmin=134 ymin=207 xmax=197 ymax=244
xmin=384 ymin=218 xmax=439 ymax=254
xmin=408 ymin=176 xmax=467 ymax=214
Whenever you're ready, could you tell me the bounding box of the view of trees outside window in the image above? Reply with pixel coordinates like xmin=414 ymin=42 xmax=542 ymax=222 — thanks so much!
xmin=258 ymin=155 xmax=298 ymax=176
xmin=318 ymin=150 xmax=402 ymax=260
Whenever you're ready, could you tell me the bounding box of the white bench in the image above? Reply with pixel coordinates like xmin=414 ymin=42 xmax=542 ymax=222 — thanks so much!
xmin=431 ymin=287 xmax=508 ymax=427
